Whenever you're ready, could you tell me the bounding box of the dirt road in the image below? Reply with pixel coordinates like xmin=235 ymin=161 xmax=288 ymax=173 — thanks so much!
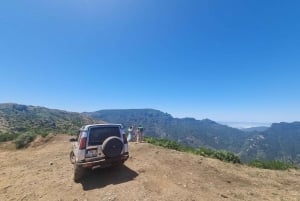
xmin=0 ymin=135 xmax=299 ymax=201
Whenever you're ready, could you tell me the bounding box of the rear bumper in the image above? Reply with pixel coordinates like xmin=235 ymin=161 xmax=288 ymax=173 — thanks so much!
xmin=77 ymin=153 xmax=129 ymax=168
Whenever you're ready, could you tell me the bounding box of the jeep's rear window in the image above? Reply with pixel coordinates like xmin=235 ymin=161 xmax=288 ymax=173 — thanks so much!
xmin=88 ymin=127 xmax=121 ymax=145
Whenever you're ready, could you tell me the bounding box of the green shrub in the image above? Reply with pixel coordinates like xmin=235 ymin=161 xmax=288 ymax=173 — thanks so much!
xmin=14 ymin=132 xmax=37 ymax=149
xmin=144 ymin=136 xmax=241 ymax=164
xmin=193 ymin=147 xmax=241 ymax=163
xmin=40 ymin=132 xmax=49 ymax=138
xmin=0 ymin=133 xmax=15 ymax=142
xmin=196 ymin=147 xmax=215 ymax=157
xmin=144 ymin=137 xmax=191 ymax=152
xmin=248 ymin=160 xmax=298 ymax=170
xmin=212 ymin=150 xmax=241 ymax=164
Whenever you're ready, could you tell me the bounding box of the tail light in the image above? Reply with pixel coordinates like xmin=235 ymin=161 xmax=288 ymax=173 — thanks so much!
xmin=79 ymin=137 xmax=87 ymax=149
xmin=123 ymin=134 xmax=128 ymax=144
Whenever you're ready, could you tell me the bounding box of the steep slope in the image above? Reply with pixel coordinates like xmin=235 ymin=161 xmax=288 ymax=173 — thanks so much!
xmin=240 ymin=122 xmax=300 ymax=164
xmin=85 ymin=109 xmax=250 ymax=152
xmin=0 ymin=135 xmax=299 ymax=201
xmin=0 ymin=103 xmax=101 ymax=137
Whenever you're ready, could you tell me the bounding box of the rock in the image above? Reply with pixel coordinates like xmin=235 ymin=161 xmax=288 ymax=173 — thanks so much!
xmin=221 ymin=194 xmax=229 ymax=198
xmin=49 ymin=162 xmax=53 ymax=165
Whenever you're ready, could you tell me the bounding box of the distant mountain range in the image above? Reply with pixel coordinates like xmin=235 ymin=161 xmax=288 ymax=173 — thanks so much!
xmin=86 ymin=109 xmax=300 ymax=164
xmin=240 ymin=122 xmax=300 ymax=164
xmin=1 ymin=103 xmax=299 ymax=164
xmin=84 ymin=109 xmax=250 ymax=153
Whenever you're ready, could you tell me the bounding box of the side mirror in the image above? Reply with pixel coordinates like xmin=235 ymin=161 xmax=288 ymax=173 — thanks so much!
xmin=69 ymin=138 xmax=77 ymax=142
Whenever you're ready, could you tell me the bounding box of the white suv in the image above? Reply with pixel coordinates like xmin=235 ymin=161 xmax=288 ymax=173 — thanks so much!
xmin=69 ymin=124 xmax=129 ymax=182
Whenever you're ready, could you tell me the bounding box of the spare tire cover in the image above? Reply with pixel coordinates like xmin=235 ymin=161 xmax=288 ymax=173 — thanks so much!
xmin=102 ymin=136 xmax=124 ymax=158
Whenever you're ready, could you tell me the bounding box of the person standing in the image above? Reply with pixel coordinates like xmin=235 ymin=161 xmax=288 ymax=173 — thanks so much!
xmin=136 ymin=126 xmax=144 ymax=143
xmin=127 ymin=126 xmax=133 ymax=142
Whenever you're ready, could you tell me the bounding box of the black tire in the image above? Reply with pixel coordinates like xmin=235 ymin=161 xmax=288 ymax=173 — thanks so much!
xmin=70 ymin=151 xmax=75 ymax=164
xmin=102 ymin=136 xmax=124 ymax=158
xmin=74 ymin=164 xmax=84 ymax=183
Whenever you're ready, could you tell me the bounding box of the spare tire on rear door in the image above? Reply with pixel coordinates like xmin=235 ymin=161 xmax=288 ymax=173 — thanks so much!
xmin=102 ymin=136 xmax=124 ymax=158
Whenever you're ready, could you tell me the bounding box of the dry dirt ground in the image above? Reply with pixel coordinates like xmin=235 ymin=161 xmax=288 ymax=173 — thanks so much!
xmin=0 ymin=134 xmax=300 ymax=201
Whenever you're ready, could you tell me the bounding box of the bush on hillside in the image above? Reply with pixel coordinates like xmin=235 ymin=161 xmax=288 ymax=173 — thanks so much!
xmin=14 ymin=132 xmax=37 ymax=149
xmin=0 ymin=133 xmax=15 ymax=142
xmin=145 ymin=137 xmax=184 ymax=151
xmin=248 ymin=160 xmax=298 ymax=170
xmin=194 ymin=147 xmax=241 ymax=164
xmin=144 ymin=136 xmax=241 ymax=164
xmin=212 ymin=150 xmax=241 ymax=164
xmin=40 ymin=132 xmax=49 ymax=138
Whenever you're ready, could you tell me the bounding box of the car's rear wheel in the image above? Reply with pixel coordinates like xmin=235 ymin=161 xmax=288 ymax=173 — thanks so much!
xmin=102 ymin=136 xmax=124 ymax=158
xmin=70 ymin=151 xmax=75 ymax=164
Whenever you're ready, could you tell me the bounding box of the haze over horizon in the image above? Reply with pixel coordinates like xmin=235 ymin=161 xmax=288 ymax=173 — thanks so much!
xmin=1 ymin=1 xmax=300 ymax=124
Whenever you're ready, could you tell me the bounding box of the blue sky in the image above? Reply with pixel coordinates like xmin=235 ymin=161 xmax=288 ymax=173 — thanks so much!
xmin=1 ymin=0 xmax=300 ymax=124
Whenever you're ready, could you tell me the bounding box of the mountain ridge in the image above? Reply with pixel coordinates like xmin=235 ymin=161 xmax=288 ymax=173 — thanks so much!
xmin=86 ymin=109 xmax=300 ymax=164
xmin=1 ymin=103 xmax=300 ymax=164
xmin=85 ymin=108 xmax=249 ymax=151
